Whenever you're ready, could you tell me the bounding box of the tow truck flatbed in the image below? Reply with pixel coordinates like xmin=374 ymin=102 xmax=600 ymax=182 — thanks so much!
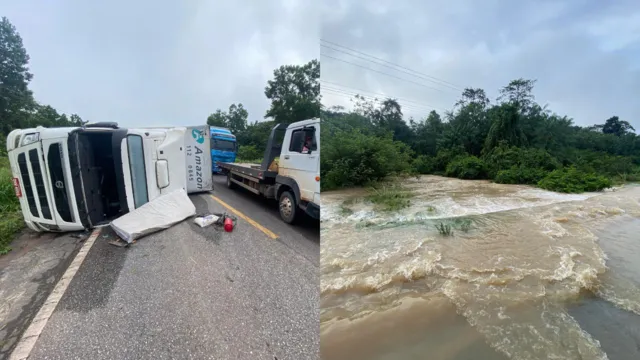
xmin=214 ymin=119 xmax=320 ymax=223
xmin=218 ymin=162 xmax=277 ymax=181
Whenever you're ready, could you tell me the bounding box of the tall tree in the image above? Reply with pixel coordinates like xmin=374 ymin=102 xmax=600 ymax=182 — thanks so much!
xmin=497 ymin=78 xmax=536 ymax=111
xmin=206 ymin=103 xmax=249 ymax=134
xmin=412 ymin=110 xmax=444 ymax=156
xmin=0 ymin=16 xmax=35 ymax=135
xmin=264 ymin=59 xmax=320 ymax=124
xmin=226 ymin=103 xmax=248 ymax=134
xmin=597 ymin=116 xmax=635 ymax=137
xmin=207 ymin=109 xmax=227 ymax=127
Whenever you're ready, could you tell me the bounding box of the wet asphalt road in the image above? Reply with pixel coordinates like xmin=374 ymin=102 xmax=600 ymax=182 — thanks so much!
xmin=26 ymin=175 xmax=320 ymax=360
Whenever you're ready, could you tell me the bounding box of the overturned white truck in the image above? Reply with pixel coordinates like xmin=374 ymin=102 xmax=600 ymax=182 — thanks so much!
xmin=6 ymin=123 xmax=212 ymax=232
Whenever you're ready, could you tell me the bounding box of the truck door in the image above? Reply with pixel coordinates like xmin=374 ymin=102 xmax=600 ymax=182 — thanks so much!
xmin=279 ymin=123 xmax=320 ymax=203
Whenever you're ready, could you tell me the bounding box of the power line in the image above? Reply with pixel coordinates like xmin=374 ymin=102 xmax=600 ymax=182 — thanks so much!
xmin=321 ymin=87 xmax=440 ymax=116
xmin=320 ymin=43 xmax=461 ymax=92
xmin=321 ymin=87 xmax=432 ymax=117
xmin=320 ymin=53 xmax=453 ymax=94
xmin=321 ymin=39 xmax=463 ymax=91
xmin=320 ymin=79 xmax=444 ymax=112
xmin=322 ymin=86 xmax=433 ymax=111
xmin=322 ymin=91 xmax=431 ymax=120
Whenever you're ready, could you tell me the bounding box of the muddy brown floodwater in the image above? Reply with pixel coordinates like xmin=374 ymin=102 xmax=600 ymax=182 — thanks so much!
xmin=320 ymin=175 xmax=640 ymax=360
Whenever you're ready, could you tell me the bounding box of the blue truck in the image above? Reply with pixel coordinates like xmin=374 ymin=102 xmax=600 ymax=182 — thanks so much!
xmin=209 ymin=126 xmax=237 ymax=173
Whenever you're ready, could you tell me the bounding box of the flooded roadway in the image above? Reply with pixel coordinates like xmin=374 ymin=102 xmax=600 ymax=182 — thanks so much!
xmin=320 ymin=175 xmax=640 ymax=360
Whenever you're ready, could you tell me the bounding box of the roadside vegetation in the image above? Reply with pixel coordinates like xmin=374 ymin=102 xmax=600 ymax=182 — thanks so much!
xmin=321 ymin=80 xmax=639 ymax=194
xmin=0 ymin=158 xmax=22 ymax=254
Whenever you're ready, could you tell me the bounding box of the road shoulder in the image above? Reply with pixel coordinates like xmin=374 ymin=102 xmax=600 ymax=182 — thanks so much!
xmin=0 ymin=231 xmax=84 ymax=359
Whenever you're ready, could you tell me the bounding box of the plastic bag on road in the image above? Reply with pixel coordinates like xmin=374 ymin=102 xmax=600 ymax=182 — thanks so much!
xmin=194 ymin=214 xmax=220 ymax=227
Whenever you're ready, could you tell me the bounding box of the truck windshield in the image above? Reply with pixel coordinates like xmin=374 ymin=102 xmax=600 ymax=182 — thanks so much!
xmin=212 ymin=138 xmax=236 ymax=151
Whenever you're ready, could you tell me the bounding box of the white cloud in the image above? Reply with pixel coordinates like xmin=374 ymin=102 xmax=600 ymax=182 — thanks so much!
xmin=321 ymin=0 xmax=640 ymax=127
xmin=1 ymin=0 xmax=319 ymax=127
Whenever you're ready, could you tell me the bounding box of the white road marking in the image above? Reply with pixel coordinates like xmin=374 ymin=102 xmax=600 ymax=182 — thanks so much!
xmin=9 ymin=228 xmax=102 ymax=360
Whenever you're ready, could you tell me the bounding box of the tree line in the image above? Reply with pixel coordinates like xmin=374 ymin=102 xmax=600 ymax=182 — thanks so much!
xmin=321 ymin=78 xmax=639 ymax=193
xmin=206 ymin=60 xmax=320 ymax=160
xmin=1 ymin=15 xmax=320 ymax=159
xmin=0 ymin=17 xmax=86 ymax=155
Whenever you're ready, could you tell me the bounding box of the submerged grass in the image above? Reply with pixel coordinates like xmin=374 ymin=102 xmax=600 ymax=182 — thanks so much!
xmin=366 ymin=184 xmax=413 ymax=212
xmin=0 ymin=157 xmax=24 ymax=255
xmin=435 ymin=222 xmax=454 ymax=236
xmin=453 ymin=217 xmax=473 ymax=233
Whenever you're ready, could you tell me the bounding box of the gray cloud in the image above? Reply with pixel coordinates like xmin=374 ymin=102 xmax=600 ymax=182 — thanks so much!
xmin=2 ymin=0 xmax=319 ymax=127
xmin=321 ymin=0 xmax=640 ymax=128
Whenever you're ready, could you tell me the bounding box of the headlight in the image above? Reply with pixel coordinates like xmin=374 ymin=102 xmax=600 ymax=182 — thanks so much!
xmin=20 ymin=133 xmax=40 ymax=146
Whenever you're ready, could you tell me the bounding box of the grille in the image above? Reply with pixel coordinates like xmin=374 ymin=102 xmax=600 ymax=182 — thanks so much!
xmin=17 ymin=153 xmax=38 ymax=217
xmin=47 ymin=143 xmax=73 ymax=222
xmin=28 ymin=149 xmax=52 ymax=219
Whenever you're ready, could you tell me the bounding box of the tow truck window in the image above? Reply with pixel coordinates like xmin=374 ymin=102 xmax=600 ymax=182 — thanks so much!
xmin=289 ymin=129 xmax=317 ymax=153
xmin=211 ymin=138 xmax=236 ymax=151
xmin=127 ymin=135 xmax=149 ymax=208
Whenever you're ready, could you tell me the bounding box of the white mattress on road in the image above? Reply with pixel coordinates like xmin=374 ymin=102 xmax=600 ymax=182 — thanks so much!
xmin=110 ymin=189 xmax=196 ymax=243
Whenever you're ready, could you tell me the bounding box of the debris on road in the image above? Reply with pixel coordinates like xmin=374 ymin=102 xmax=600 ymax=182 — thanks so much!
xmin=194 ymin=214 xmax=220 ymax=228
xmin=195 ymin=212 xmax=237 ymax=231
xmin=110 ymin=189 xmax=196 ymax=244
xmin=108 ymin=238 xmax=129 ymax=248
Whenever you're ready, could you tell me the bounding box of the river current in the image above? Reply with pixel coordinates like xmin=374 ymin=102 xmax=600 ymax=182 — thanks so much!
xmin=320 ymin=176 xmax=640 ymax=360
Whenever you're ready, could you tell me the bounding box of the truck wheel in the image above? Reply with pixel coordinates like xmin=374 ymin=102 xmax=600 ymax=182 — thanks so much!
xmin=226 ymin=173 xmax=235 ymax=189
xmin=279 ymin=191 xmax=297 ymax=224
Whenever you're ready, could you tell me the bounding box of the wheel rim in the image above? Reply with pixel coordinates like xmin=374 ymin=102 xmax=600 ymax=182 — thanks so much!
xmin=280 ymin=196 xmax=293 ymax=219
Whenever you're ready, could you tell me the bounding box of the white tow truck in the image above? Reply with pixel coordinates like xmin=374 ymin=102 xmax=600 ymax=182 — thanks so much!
xmin=6 ymin=122 xmax=212 ymax=232
xmin=218 ymin=118 xmax=320 ymax=223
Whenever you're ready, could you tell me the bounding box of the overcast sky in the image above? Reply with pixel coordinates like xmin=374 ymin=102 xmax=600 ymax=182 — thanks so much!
xmin=2 ymin=0 xmax=319 ymax=127
xmin=321 ymin=0 xmax=640 ymax=129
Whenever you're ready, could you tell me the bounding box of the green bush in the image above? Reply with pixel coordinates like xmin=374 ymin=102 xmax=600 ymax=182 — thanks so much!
xmin=445 ymin=155 xmax=487 ymax=179
xmin=537 ymin=166 xmax=612 ymax=193
xmin=484 ymin=144 xmax=560 ymax=178
xmin=321 ymin=129 xmax=413 ymax=190
xmin=433 ymin=148 xmax=465 ymax=173
xmin=567 ymin=150 xmax=636 ymax=177
xmin=413 ymin=155 xmax=436 ymax=174
xmin=1 ymin=158 xmax=23 ymax=254
xmin=236 ymin=145 xmax=262 ymax=162
xmin=494 ymin=166 xmax=547 ymax=185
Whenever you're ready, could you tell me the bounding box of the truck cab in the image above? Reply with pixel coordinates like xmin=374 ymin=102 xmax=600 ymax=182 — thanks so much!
xmin=218 ymin=118 xmax=320 ymax=223
xmin=209 ymin=126 xmax=237 ymax=173
xmin=6 ymin=124 xmax=212 ymax=232
xmin=276 ymin=119 xmax=321 ymax=218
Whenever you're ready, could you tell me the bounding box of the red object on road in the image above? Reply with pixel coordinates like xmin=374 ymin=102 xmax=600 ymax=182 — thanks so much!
xmin=224 ymin=216 xmax=234 ymax=232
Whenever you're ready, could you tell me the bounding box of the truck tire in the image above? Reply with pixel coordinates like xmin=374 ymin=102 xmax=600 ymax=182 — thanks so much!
xmin=226 ymin=173 xmax=235 ymax=189
xmin=279 ymin=191 xmax=297 ymax=224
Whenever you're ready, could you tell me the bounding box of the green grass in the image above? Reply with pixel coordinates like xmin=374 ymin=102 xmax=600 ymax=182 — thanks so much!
xmin=0 ymin=157 xmax=24 ymax=255
xmin=366 ymin=184 xmax=413 ymax=212
xmin=435 ymin=222 xmax=454 ymax=236
xmin=235 ymin=158 xmax=262 ymax=164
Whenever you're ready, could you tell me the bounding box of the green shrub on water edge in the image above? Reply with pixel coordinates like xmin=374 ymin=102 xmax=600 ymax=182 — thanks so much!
xmin=537 ymin=166 xmax=612 ymax=193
